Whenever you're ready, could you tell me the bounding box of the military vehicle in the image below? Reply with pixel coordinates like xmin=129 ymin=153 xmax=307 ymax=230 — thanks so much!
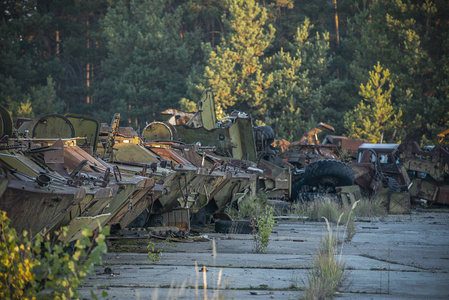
xmin=97 ymin=113 xmax=257 ymax=230
xmin=0 ymin=108 xmax=160 ymax=241
xmin=144 ymin=89 xmax=290 ymax=202
xmin=396 ymin=141 xmax=449 ymax=206
xmin=0 ymin=106 xmax=87 ymax=237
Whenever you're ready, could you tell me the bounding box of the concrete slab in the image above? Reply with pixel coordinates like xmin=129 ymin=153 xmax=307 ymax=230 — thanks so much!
xmin=79 ymin=210 xmax=449 ymax=299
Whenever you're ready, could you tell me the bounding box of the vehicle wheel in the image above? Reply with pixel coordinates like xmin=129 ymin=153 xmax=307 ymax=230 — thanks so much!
xmin=255 ymin=126 xmax=275 ymax=144
xmin=215 ymin=220 xmax=254 ymax=234
xmin=302 ymin=160 xmax=354 ymax=189
xmin=291 ymin=178 xmax=307 ymax=201
xmin=387 ymin=177 xmax=401 ymax=193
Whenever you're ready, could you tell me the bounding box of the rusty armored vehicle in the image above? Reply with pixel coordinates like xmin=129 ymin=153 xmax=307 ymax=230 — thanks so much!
xmin=396 ymin=141 xmax=449 ymax=206
xmin=348 ymin=143 xmax=412 ymax=213
xmin=347 ymin=139 xmax=449 ymax=212
xmin=0 ymin=106 xmax=87 ymax=238
xmin=269 ymin=121 xmax=357 ymax=202
xmin=97 ymin=113 xmax=257 ymax=230
xmin=143 ymin=89 xmax=290 ymax=203
xmin=1 ymin=108 xmax=157 ymax=241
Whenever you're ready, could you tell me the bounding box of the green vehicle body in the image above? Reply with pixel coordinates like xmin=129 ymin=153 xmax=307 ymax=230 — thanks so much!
xmin=143 ymin=89 xmax=290 ymax=201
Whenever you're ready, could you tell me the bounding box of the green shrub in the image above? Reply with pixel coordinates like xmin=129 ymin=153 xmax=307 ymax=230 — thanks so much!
xmin=0 ymin=210 xmax=108 ymax=299
xmin=253 ymin=206 xmax=275 ymax=253
xmin=228 ymin=191 xmax=268 ymax=219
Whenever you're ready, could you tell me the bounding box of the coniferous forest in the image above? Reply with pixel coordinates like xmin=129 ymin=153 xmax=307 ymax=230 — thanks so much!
xmin=1 ymin=0 xmax=448 ymax=144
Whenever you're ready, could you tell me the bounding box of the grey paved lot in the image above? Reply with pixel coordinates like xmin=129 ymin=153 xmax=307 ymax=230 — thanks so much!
xmin=79 ymin=210 xmax=449 ymax=299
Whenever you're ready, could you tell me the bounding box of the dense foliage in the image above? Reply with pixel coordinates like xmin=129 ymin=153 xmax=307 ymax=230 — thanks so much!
xmin=1 ymin=0 xmax=448 ymax=142
xmin=0 ymin=210 xmax=108 ymax=299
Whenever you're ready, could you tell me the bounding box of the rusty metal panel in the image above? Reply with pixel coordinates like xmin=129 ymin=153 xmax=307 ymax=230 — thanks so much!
xmin=148 ymin=146 xmax=195 ymax=166
xmin=0 ymin=179 xmax=85 ymax=237
xmin=337 ymin=185 xmax=362 ymax=208
xmin=107 ymin=177 xmax=155 ymax=228
xmin=161 ymin=208 xmax=190 ymax=231
xmin=389 ymin=192 xmax=411 ymax=214
xmin=351 ymin=163 xmax=381 ymax=191
xmin=437 ymin=186 xmax=449 ymax=205
xmin=409 ymin=178 xmax=439 ymax=203
xmin=118 ymin=127 xmax=138 ymax=137
xmin=113 ymin=143 xmax=159 ymax=164
xmin=63 ymin=145 xmax=106 ymax=173
xmin=44 ymin=139 xmax=64 ymax=164
xmin=341 ymin=139 xmax=365 ymax=153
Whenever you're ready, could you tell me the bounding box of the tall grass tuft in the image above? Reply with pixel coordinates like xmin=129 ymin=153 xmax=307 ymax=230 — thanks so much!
xmin=292 ymin=196 xmax=386 ymax=223
xmin=303 ymin=216 xmax=346 ymax=300
xmin=353 ymin=197 xmax=387 ymax=220
xmin=302 ymin=201 xmax=360 ymax=299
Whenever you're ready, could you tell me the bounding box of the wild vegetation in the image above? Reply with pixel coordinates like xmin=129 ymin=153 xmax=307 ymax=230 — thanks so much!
xmin=302 ymin=216 xmax=347 ymax=300
xmin=1 ymin=0 xmax=448 ymax=143
xmin=252 ymin=206 xmax=275 ymax=253
xmin=0 ymin=210 xmax=108 ymax=299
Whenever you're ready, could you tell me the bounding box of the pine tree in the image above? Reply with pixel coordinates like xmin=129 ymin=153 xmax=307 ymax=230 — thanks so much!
xmin=0 ymin=1 xmax=65 ymax=118
xmin=187 ymin=0 xmax=275 ymax=119
xmin=344 ymin=62 xmax=402 ymax=143
xmin=264 ymin=19 xmax=332 ymax=141
xmin=343 ymin=0 xmax=449 ymax=141
xmin=98 ymin=0 xmax=199 ymax=128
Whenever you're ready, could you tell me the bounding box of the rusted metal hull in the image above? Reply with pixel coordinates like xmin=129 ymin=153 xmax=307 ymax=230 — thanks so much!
xmin=57 ymin=144 xmax=156 ymax=240
xmin=409 ymin=178 xmax=449 ymax=205
xmin=205 ymin=172 xmax=257 ymax=214
xmin=0 ymin=179 xmax=86 ymax=237
xmin=350 ymin=163 xmax=384 ymax=192
xmin=103 ymin=174 xmax=155 ymax=229
xmin=55 ymin=186 xmax=117 ymax=243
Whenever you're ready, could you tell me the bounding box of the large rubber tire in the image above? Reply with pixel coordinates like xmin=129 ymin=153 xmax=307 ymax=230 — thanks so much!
xmin=215 ymin=220 xmax=254 ymax=234
xmin=302 ymin=160 xmax=354 ymax=188
xmin=255 ymin=126 xmax=275 ymax=144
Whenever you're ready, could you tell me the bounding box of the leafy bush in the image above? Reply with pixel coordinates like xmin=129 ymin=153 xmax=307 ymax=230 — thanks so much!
xmin=228 ymin=191 xmax=268 ymax=220
xmin=0 ymin=210 xmax=108 ymax=299
xmin=253 ymin=206 xmax=275 ymax=253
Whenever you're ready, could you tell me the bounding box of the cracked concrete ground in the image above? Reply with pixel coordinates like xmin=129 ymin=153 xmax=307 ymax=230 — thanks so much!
xmin=79 ymin=210 xmax=449 ymax=299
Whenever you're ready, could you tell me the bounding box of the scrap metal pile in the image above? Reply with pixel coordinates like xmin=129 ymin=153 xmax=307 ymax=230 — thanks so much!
xmin=0 ymin=90 xmax=447 ymax=240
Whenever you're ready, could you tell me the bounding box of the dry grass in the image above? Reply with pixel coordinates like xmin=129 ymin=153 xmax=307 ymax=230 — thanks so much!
xmin=303 ymin=230 xmax=346 ymax=300
xmin=149 ymin=238 xmax=231 ymax=300
xmin=291 ymin=197 xmax=346 ymax=223
xmin=353 ymin=197 xmax=387 ymax=220
xmin=292 ymin=195 xmax=387 ymax=222
xmin=302 ymin=201 xmax=360 ymax=300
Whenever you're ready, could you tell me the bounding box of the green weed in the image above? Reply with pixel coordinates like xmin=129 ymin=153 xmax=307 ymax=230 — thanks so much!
xmin=302 ymin=201 xmax=360 ymax=300
xmin=0 ymin=210 xmax=108 ymax=300
xmin=147 ymin=239 xmax=162 ymax=263
xmin=226 ymin=191 xmax=268 ymax=219
xmin=252 ymin=206 xmax=275 ymax=253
